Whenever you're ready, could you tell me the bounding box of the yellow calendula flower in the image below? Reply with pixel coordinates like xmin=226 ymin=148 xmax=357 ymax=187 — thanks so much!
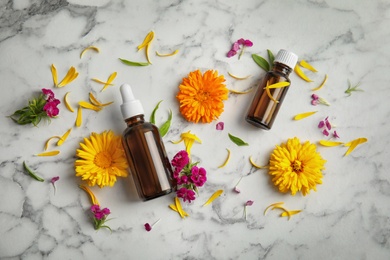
xmin=269 ymin=137 xmax=326 ymax=196
xmin=176 ymin=70 xmax=228 ymax=123
xmin=75 ymin=130 xmax=129 ymax=188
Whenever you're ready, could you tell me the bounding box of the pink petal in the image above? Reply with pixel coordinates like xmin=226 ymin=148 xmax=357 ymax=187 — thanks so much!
xmin=311 ymin=100 xmax=318 ymax=106
xmin=227 ymin=50 xmax=237 ymax=58
xmin=51 ymin=176 xmax=59 ymax=184
xmin=237 ymin=38 xmax=245 ymax=45
xmin=333 ymin=130 xmax=340 ymax=138
xmin=318 ymin=121 xmax=325 ymax=128
xmin=144 ymin=223 xmax=152 ymax=232
xmin=216 ymin=122 xmax=224 ymax=130
xmin=233 ymin=187 xmax=241 ymax=193
xmin=245 ymin=200 xmax=254 ymax=206
xmin=232 ymin=42 xmax=240 ymax=51
xmin=244 ymin=40 xmax=253 ymax=47
xmin=311 ymin=94 xmax=319 ymax=100
xmin=322 ymin=129 xmax=329 ymax=136
xmin=325 ymin=119 xmax=332 ymax=130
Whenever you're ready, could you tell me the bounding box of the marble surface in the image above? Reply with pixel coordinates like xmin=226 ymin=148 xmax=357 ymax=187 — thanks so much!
xmin=1 ymin=0 xmax=390 ymax=259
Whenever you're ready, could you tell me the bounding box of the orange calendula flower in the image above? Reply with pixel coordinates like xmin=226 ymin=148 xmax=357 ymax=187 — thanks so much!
xmin=75 ymin=130 xmax=129 ymax=188
xmin=176 ymin=70 xmax=228 ymax=123
xmin=269 ymin=137 xmax=326 ymax=196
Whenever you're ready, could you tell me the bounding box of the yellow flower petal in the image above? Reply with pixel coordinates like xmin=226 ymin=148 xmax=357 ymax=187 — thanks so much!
xmin=36 ymin=150 xmax=60 ymax=156
xmin=146 ymin=43 xmax=152 ymax=64
xmin=75 ymin=106 xmax=82 ymax=127
xmin=181 ymin=132 xmax=202 ymax=144
xmin=57 ymin=128 xmax=72 ymax=146
xmin=227 ymin=71 xmax=252 ymax=80
xmin=137 ymin=31 xmax=154 ymax=51
xmin=264 ymin=80 xmax=279 ymax=103
xmin=101 ymin=72 xmax=117 ymax=92
xmin=299 ymin=60 xmax=318 ymax=72
xmin=169 ymin=204 xmax=189 ymax=216
xmin=249 ymin=156 xmax=268 ymax=169
xmin=344 ymin=137 xmax=367 ymax=156
xmin=175 ymin=197 xmax=186 ymax=218
xmin=58 ymin=66 xmax=78 ymax=87
xmin=156 ymin=49 xmax=179 ymax=57
xmin=91 ymin=78 xmax=114 ymax=85
xmin=264 ymin=202 xmax=284 ymax=215
xmin=318 ymin=140 xmax=344 ymax=147
xmin=229 ymin=88 xmax=254 ymax=94
xmin=79 ymin=184 xmax=100 ymax=206
xmin=294 ymin=65 xmax=313 ymax=82
xmin=218 ymin=148 xmax=231 ymax=168
xmin=51 ymin=64 xmax=58 ymax=87
xmin=281 ymin=210 xmax=302 ymax=219
xmin=89 ymin=92 xmax=113 ymax=107
xmin=203 ymin=190 xmax=223 ymax=206
xmin=293 ymin=111 xmax=317 ymax=120
xmin=266 ymin=82 xmax=290 ymax=89
xmin=312 ymin=74 xmax=328 ymax=91
xmin=78 ymin=101 xmax=102 ymax=111
xmin=80 ymin=46 xmax=100 ymax=58
xmin=64 ymin=92 xmax=74 ymax=112
xmin=44 ymin=136 xmax=62 ymax=151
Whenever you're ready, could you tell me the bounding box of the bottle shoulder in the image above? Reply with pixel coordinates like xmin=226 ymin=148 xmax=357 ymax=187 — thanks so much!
xmin=122 ymin=121 xmax=158 ymax=135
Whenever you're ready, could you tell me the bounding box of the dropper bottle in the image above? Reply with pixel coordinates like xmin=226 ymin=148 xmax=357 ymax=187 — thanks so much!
xmin=120 ymin=84 xmax=173 ymax=201
xmin=246 ymin=49 xmax=298 ymax=130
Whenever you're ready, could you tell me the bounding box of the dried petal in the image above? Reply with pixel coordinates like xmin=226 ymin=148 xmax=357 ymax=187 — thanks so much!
xmin=57 ymin=128 xmax=72 ymax=146
xmin=249 ymin=156 xmax=268 ymax=169
xmin=79 ymin=184 xmax=100 ymax=206
xmin=218 ymin=148 xmax=231 ymax=168
xmin=216 ymin=122 xmax=224 ymax=131
xmin=344 ymin=137 xmax=368 ymax=156
xmin=80 ymin=46 xmax=100 ymax=58
xmin=101 ymin=72 xmax=117 ymax=92
xmin=293 ymin=111 xmax=317 ymax=120
xmin=246 ymin=200 xmax=254 ymax=206
xmin=156 ymin=49 xmax=179 ymax=57
xmin=145 ymin=43 xmax=152 ymax=64
xmin=91 ymin=78 xmax=114 ymax=85
xmin=89 ymin=92 xmax=113 ymax=107
xmin=64 ymin=92 xmax=74 ymax=112
xmin=312 ymin=74 xmax=328 ymax=91
xmin=36 ymin=151 xmax=60 ymax=156
xmin=144 ymin=223 xmax=152 ymax=231
xmin=281 ymin=210 xmax=302 ymax=219
xmin=266 ymin=82 xmax=290 ymax=89
xmin=294 ymin=65 xmax=313 ymax=82
xmin=227 ymin=72 xmax=252 ymax=80
xmin=299 ymin=60 xmax=318 ymax=72
xmin=169 ymin=204 xmax=189 ymax=216
xmin=203 ymin=190 xmax=223 ymax=206
xmin=75 ymin=106 xmax=82 ymax=127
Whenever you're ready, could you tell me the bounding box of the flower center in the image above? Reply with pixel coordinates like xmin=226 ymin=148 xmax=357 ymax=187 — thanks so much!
xmin=292 ymin=160 xmax=303 ymax=173
xmin=196 ymin=90 xmax=209 ymax=102
xmin=94 ymin=151 xmax=112 ymax=169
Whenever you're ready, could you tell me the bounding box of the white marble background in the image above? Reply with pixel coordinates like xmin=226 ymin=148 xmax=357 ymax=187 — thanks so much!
xmin=1 ymin=0 xmax=389 ymax=259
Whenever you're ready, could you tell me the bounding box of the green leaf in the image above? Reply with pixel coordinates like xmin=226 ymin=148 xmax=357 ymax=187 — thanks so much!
xmin=228 ymin=133 xmax=249 ymax=146
xmin=23 ymin=161 xmax=45 ymax=182
xmin=252 ymin=54 xmax=270 ymax=71
xmin=119 ymin=58 xmax=150 ymax=66
xmin=150 ymin=100 xmax=163 ymax=124
xmin=267 ymin=49 xmax=275 ymax=65
xmin=159 ymin=109 xmax=172 ymax=137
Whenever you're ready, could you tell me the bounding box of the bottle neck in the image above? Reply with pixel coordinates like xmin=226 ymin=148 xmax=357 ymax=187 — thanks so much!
xmin=272 ymin=62 xmax=293 ymax=76
xmin=125 ymin=114 xmax=145 ymax=126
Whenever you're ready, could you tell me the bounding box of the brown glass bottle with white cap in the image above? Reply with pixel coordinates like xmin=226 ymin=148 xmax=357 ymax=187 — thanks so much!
xmin=246 ymin=49 xmax=298 ymax=130
xmin=120 ymin=84 xmax=173 ymax=201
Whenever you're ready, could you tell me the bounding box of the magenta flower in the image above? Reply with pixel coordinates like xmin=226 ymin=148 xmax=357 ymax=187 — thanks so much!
xmin=233 ymin=177 xmax=243 ymax=194
xmin=244 ymin=200 xmax=254 ymax=220
xmin=90 ymin=204 xmax=112 ymax=231
xmin=171 ymin=150 xmax=189 ymax=169
xmin=190 ymin=166 xmax=207 ymax=187
xmin=51 ymin=176 xmax=59 ymax=194
xmin=144 ymin=219 xmax=160 ymax=232
xmin=177 ymin=188 xmax=196 ymax=203
xmin=227 ymin=38 xmax=253 ymax=59
xmin=42 ymin=88 xmax=55 ymax=102
xmin=43 ymin=100 xmax=60 ymax=117
xmin=237 ymin=38 xmax=253 ymax=47
xmin=216 ymin=122 xmax=224 ymax=131
xmin=311 ymin=94 xmax=330 ymax=106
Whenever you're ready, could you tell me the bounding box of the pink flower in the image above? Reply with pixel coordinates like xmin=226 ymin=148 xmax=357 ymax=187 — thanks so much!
xmin=311 ymin=93 xmax=330 ymax=106
xmin=216 ymin=122 xmax=224 ymax=130
xmin=333 ymin=130 xmax=340 ymax=138
xmin=51 ymin=176 xmax=59 ymax=184
xmin=232 ymin=42 xmax=240 ymax=51
xmin=227 ymin=38 xmax=253 ymax=58
xmin=245 ymin=200 xmax=254 ymax=206
xmin=144 ymin=223 xmax=152 ymax=231
xmin=227 ymin=50 xmax=237 ymax=58
xmin=171 ymin=150 xmax=189 ymax=170
xmin=237 ymin=38 xmax=253 ymax=47
xmin=43 ymin=100 xmax=60 ymax=117
xmin=42 ymin=88 xmax=55 ymax=102
xmin=177 ymin=175 xmax=188 ymax=185
xmin=177 ymin=187 xmax=196 ymax=203
xmin=190 ymin=166 xmax=207 ymax=187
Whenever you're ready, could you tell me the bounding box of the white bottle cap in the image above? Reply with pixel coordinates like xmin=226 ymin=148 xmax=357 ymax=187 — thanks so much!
xmin=274 ymin=49 xmax=298 ymax=69
xmin=120 ymin=84 xmax=144 ymax=120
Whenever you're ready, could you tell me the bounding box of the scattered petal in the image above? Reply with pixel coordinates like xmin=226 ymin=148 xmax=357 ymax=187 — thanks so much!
xmin=175 ymin=197 xmax=186 ymax=218
xmin=333 ymin=131 xmax=340 ymax=139
xmin=203 ymin=190 xmax=223 ymax=206
xmin=264 ymin=202 xmax=284 ymax=215
xmin=64 ymin=92 xmax=74 ymax=112
xmin=51 ymin=176 xmax=60 ymax=194
xmin=57 ymin=128 xmax=72 ymax=146
xmin=299 ymin=60 xmax=318 ymax=72
xmin=293 ymin=111 xmax=317 ymax=120
xmin=119 ymin=58 xmax=150 ymax=66
xmin=294 ymin=65 xmax=313 ymax=82
xmin=51 ymin=64 xmax=58 ymax=87
xmin=80 ymin=46 xmax=100 ymax=58
xmin=169 ymin=204 xmax=189 ymax=216
xmin=36 ymin=151 xmax=60 ymax=156
xmin=228 ymin=133 xmax=249 ymax=146
xmin=44 ymin=136 xmax=62 ymax=151
xmin=322 ymin=129 xmax=329 ymax=136
xmin=318 ymin=140 xmax=344 ymax=147
xmin=264 ymin=81 xmax=278 ymax=103
xmin=344 ymin=137 xmax=368 ymax=156
xmin=249 ymin=156 xmax=268 ymax=169
xmin=233 ymin=187 xmax=241 ymax=193
xmin=78 ymin=101 xmax=102 ymax=111
xmin=58 ymin=66 xmax=79 ymax=87
xmin=156 ymin=49 xmax=179 ymax=57
xmin=266 ymin=82 xmax=290 ymax=89
xmin=218 ymin=148 xmax=231 ymax=168
xmin=146 ymin=43 xmax=152 ymax=64
xmin=229 ymin=88 xmax=254 ymax=94
xmin=227 ymin=72 xmax=252 ymax=80
xmin=89 ymin=92 xmax=113 ymax=107
xmin=91 ymin=78 xmax=114 ymax=85
xmin=312 ymin=74 xmax=328 ymax=91
xmin=246 ymin=200 xmax=254 ymax=206
xmin=75 ymin=106 xmax=82 ymax=127
xmin=281 ymin=210 xmax=302 ymax=219
xmin=144 ymin=223 xmax=152 ymax=231
xmin=216 ymin=122 xmax=224 ymax=131
xmin=23 ymin=161 xmax=45 ymax=182
xmin=137 ymin=31 xmax=155 ymax=51
xmin=79 ymin=184 xmax=100 ymax=206
xmin=101 ymin=72 xmax=117 ymax=92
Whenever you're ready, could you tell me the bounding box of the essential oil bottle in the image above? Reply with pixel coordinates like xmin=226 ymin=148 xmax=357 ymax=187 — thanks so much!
xmin=246 ymin=49 xmax=298 ymax=130
xmin=120 ymin=84 xmax=173 ymax=201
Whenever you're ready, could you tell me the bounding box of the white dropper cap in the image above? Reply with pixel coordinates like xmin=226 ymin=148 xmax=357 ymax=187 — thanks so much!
xmin=120 ymin=83 xmax=144 ymax=120
xmin=274 ymin=49 xmax=298 ymax=69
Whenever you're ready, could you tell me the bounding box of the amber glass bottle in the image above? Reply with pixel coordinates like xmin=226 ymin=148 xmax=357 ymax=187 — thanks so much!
xmin=120 ymin=84 xmax=173 ymax=201
xmin=246 ymin=49 xmax=298 ymax=130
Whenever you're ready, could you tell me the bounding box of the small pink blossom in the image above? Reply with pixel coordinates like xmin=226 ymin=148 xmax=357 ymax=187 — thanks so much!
xmin=233 ymin=177 xmax=243 ymax=194
xmin=245 ymin=200 xmax=254 ymax=206
xmin=43 ymin=100 xmax=60 ymax=117
xmin=144 ymin=219 xmax=160 ymax=232
xmin=177 ymin=187 xmax=196 ymax=203
xmin=171 ymin=150 xmax=189 ymax=169
xmin=227 ymin=50 xmax=237 ymax=58
xmin=190 ymin=166 xmax=207 ymax=187
xmin=333 ymin=130 xmax=340 ymax=138
xmin=227 ymin=38 xmax=253 ymax=58
xmin=42 ymin=88 xmax=55 ymax=102
xmin=216 ymin=122 xmax=224 ymax=131
xmin=51 ymin=176 xmax=59 ymax=194
xmin=311 ymin=93 xmax=330 ymax=106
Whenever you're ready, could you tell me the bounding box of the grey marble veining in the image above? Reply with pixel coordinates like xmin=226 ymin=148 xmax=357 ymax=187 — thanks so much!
xmin=1 ymin=0 xmax=390 ymax=259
